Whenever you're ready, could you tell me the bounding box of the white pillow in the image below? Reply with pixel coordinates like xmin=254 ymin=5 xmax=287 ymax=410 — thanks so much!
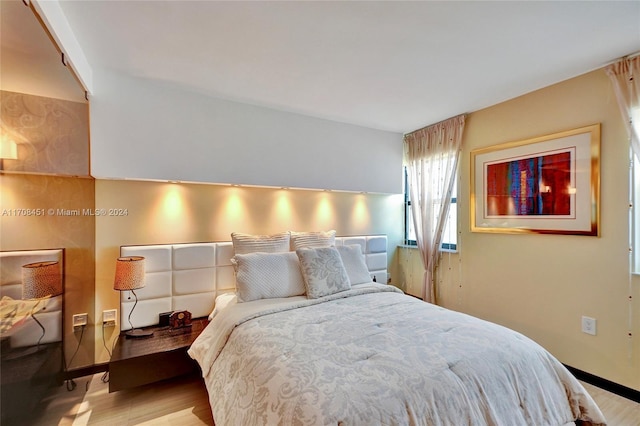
xmin=208 ymin=293 xmax=237 ymax=320
xmin=232 ymin=251 xmax=306 ymax=302
xmin=290 ymin=230 xmax=336 ymax=250
xmin=336 ymin=244 xmax=371 ymax=285
xmin=231 ymin=232 xmax=290 ymax=255
xmin=296 ymin=246 xmax=350 ymax=299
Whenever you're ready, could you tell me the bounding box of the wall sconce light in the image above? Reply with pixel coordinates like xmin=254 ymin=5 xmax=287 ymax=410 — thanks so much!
xmin=113 ymin=256 xmax=153 ymax=338
xmin=0 ymin=135 xmax=18 ymax=171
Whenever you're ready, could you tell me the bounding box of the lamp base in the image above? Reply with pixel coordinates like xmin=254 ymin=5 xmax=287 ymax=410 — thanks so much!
xmin=124 ymin=329 xmax=154 ymax=339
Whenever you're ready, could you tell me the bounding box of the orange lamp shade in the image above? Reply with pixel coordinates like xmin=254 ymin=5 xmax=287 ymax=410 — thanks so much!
xmin=22 ymin=261 xmax=62 ymax=299
xmin=113 ymin=256 xmax=146 ymax=291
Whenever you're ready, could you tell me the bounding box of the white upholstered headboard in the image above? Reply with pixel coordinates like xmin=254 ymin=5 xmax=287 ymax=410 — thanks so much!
xmin=119 ymin=235 xmax=387 ymax=330
xmin=0 ymin=249 xmax=64 ymax=348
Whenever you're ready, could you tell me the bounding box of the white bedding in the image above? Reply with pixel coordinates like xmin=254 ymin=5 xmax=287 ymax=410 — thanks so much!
xmin=189 ymin=283 xmax=606 ymax=426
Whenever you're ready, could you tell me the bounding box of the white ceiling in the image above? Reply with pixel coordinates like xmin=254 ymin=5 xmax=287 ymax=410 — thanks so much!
xmin=54 ymin=0 xmax=640 ymax=133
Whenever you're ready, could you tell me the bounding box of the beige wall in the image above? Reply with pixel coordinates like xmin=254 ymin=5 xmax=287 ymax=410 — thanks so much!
xmin=399 ymin=68 xmax=639 ymax=391
xmin=94 ymin=179 xmax=404 ymax=362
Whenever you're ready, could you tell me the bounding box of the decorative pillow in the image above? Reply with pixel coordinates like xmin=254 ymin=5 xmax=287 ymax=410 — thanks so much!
xmin=232 ymin=251 xmax=306 ymax=302
xmin=290 ymin=230 xmax=336 ymax=250
xmin=296 ymin=246 xmax=351 ymax=299
xmin=208 ymin=292 xmax=237 ymax=320
xmin=336 ymin=244 xmax=371 ymax=285
xmin=231 ymin=232 xmax=290 ymax=255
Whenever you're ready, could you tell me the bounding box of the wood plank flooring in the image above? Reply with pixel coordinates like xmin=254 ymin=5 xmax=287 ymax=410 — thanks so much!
xmin=580 ymin=381 xmax=640 ymax=426
xmin=23 ymin=374 xmax=639 ymax=425
xmin=29 ymin=373 xmax=213 ymax=426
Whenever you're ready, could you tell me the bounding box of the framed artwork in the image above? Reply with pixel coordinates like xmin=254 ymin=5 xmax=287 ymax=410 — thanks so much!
xmin=471 ymin=124 xmax=600 ymax=236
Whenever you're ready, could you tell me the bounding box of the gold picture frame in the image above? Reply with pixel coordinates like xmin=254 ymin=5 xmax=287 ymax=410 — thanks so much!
xmin=471 ymin=124 xmax=600 ymax=236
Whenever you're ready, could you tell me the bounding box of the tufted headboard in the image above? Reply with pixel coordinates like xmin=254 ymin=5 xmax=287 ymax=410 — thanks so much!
xmin=119 ymin=235 xmax=387 ymax=330
xmin=0 ymin=249 xmax=64 ymax=348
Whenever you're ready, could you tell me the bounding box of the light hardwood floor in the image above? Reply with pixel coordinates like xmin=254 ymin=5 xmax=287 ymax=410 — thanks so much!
xmin=24 ymin=374 xmax=640 ymax=425
xmin=30 ymin=373 xmax=214 ymax=426
xmin=580 ymin=381 xmax=640 ymax=426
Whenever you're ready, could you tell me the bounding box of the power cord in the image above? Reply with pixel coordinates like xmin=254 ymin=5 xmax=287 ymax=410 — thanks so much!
xmin=64 ymin=324 xmax=85 ymax=391
xmin=100 ymin=322 xmax=117 ymax=383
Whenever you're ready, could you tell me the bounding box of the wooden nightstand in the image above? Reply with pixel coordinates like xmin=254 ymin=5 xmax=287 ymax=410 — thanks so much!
xmin=108 ymin=317 xmax=208 ymax=392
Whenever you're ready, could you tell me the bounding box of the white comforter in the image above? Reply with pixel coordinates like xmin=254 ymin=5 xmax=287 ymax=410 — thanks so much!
xmin=189 ymin=283 xmax=606 ymax=426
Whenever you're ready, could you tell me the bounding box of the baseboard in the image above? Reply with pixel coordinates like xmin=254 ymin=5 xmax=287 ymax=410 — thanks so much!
xmin=64 ymin=362 xmax=109 ymax=380
xmin=564 ymin=364 xmax=640 ymax=403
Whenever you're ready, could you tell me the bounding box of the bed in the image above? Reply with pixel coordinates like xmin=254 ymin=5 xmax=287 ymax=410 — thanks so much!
xmin=124 ymin=233 xmax=606 ymax=425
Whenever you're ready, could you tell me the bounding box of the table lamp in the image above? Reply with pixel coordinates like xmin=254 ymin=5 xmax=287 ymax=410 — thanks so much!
xmin=114 ymin=256 xmax=152 ymax=338
xmin=22 ymin=260 xmax=62 ymax=348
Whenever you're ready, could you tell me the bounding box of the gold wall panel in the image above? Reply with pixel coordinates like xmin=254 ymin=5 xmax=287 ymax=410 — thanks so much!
xmin=1 ymin=90 xmax=89 ymax=176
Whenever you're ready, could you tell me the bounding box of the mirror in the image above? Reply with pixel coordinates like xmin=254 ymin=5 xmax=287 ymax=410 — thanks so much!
xmin=1 ymin=0 xmax=89 ymax=176
xmin=0 ymin=1 xmax=93 ymax=423
xmin=0 ymin=250 xmax=64 ymax=423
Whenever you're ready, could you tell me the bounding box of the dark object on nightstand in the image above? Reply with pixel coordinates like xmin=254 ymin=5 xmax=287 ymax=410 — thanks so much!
xmin=159 ymin=311 xmax=172 ymax=327
xmin=108 ymin=317 xmax=207 ymax=392
xmin=169 ymin=310 xmax=192 ymax=328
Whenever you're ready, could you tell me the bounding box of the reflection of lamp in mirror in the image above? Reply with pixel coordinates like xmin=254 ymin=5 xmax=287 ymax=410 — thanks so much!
xmin=22 ymin=261 xmax=62 ymax=349
xmin=114 ymin=256 xmax=153 ymax=338
xmin=0 ymin=133 xmax=18 ymax=171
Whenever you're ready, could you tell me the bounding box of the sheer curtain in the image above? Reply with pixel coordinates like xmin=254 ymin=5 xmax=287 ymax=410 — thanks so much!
xmin=606 ymin=55 xmax=640 ymax=158
xmin=606 ymin=54 xmax=639 ymax=363
xmin=404 ymin=115 xmax=465 ymax=304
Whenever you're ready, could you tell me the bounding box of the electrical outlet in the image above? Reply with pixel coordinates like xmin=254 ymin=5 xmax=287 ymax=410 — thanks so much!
xmin=581 ymin=316 xmax=597 ymax=336
xmin=103 ymin=309 xmax=117 ymax=327
xmin=73 ymin=313 xmax=88 ymax=331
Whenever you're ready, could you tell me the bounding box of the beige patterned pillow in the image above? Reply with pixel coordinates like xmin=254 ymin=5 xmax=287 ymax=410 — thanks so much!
xmin=296 ymin=246 xmax=350 ymax=299
xmin=231 ymin=232 xmax=290 ymax=255
xmin=290 ymin=230 xmax=336 ymax=250
xmin=232 ymin=251 xmax=306 ymax=302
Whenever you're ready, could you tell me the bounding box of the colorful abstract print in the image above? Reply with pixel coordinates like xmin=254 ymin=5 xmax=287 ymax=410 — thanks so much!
xmin=486 ymin=152 xmax=571 ymax=216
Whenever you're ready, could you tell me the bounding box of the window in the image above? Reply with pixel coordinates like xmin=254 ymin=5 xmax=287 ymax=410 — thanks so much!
xmin=631 ymin=107 xmax=640 ymax=273
xmin=404 ymin=167 xmax=458 ymax=252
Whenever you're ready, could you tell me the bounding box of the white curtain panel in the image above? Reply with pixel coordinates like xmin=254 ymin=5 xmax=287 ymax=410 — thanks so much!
xmin=606 ymin=55 xmax=640 ymax=159
xmin=404 ymin=115 xmax=465 ymax=304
